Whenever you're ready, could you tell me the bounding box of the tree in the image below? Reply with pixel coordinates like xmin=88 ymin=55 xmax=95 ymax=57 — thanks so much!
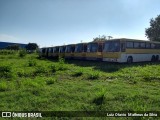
xmin=25 ymin=43 xmax=38 ymax=52
xmin=93 ymin=35 xmax=107 ymax=42
xmin=93 ymin=35 xmax=113 ymax=42
xmin=145 ymin=15 xmax=160 ymax=42
xmin=6 ymin=44 xmax=20 ymax=50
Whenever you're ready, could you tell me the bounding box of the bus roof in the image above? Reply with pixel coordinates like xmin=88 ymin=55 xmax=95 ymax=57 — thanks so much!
xmin=105 ymin=38 xmax=160 ymax=44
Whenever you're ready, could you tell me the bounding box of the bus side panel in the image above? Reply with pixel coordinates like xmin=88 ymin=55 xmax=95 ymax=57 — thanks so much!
xmin=74 ymin=53 xmax=86 ymax=60
xmin=86 ymin=52 xmax=102 ymax=61
xmin=121 ymin=53 xmax=160 ymax=62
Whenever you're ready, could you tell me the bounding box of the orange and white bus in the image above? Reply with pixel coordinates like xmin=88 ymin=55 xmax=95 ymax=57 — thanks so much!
xmin=102 ymin=38 xmax=160 ymax=63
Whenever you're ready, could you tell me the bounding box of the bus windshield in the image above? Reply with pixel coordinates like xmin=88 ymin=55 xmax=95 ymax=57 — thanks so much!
xmin=87 ymin=43 xmax=98 ymax=52
xmin=104 ymin=41 xmax=120 ymax=52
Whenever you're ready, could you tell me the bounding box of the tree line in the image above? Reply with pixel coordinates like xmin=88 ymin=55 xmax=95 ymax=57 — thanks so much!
xmin=4 ymin=43 xmax=38 ymax=51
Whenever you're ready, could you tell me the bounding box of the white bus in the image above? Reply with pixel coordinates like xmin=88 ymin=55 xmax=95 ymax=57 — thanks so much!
xmin=102 ymin=38 xmax=160 ymax=63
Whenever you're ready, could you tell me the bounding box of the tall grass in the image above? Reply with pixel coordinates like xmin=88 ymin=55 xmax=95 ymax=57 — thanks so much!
xmin=0 ymin=82 xmax=8 ymax=91
xmin=0 ymin=65 xmax=15 ymax=78
xmin=73 ymin=68 xmax=83 ymax=77
xmin=0 ymin=53 xmax=160 ymax=116
xmin=28 ymin=59 xmax=37 ymax=67
xmin=19 ymin=49 xmax=27 ymax=57
xmin=0 ymin=50 xmax=17 ymax=55
xmin=88 ymin=71 xmax=100 ymax=80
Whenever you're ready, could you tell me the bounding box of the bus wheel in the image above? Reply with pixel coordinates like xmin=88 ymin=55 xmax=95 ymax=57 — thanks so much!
xmin=151 ymin=55 xmax=156 ymax=62
xmin=127 ymin=56 xmax=133 ymax=64
xmin=156 ymin=55 xmax=159 ymax=61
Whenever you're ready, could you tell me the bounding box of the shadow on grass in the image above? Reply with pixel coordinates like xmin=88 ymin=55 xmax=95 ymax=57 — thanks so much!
xmin=39 ymin=57 xmax=160 ymax=73
xmin=67 ymin=59 xmax=160 ymax=73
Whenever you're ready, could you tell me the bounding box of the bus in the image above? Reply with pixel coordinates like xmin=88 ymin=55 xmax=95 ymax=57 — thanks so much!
xmin=48 ymin=47 xmax=53 ymax=58
xmin=102 ymin=38 xmax=160 ymax=63
xmin=86 ymin=41 xmax=104 ymax=60
xmin=48 ymin=46 xmax=59 ymax=58
xmin=65 ymin=44 xmax=75 ymax=59
xmin=74 ymin=43 xmax=87 ymax=59
xmin=40 ymin=47 xmax=48 ymax=57
xmin=52 ymin=46 xmax=59 ymax=58
xmin=59 ymin=45 xmax=66 ymax=58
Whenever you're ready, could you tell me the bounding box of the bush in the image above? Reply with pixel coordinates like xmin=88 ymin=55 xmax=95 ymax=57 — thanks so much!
xmin=73 ymin=69 xmax=83 ymax=77
xmin=50 ymin=65 xmax=57 ymax=73
xmin=0 ymin=65 xmax=12 ymax=73
xmin=57 ymin=64 xmax=68 ymax=71
xmin=28 ymin=59 xmax=37 ymax=67
xmin=35 ymin=66 xmax=47 ymax=74
xmin=0 ymin=82 xmax=8 ymax=92
xmin=88 ymin=71 xmax=100 ymax=80
xmin=46 ymin=79 xmax=57 ymax=85
xmin=0 ymin=65 xmax=15 ymax=78
xmin=93 ymin=88 xmax=106 ymax=106
xmin=58 ymin=57 xmax=65 ymax=64
xmin=19 ymin=50 xmax=27 ymax=57
xmin=0 ymin=50 xmax=17 ymax=55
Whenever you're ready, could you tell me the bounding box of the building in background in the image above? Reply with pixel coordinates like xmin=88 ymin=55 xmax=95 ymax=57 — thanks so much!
xmin=0 ymin=41 xmax=27 ymax=49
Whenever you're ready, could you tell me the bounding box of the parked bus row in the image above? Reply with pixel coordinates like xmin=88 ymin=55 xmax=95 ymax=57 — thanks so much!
xmin=39 ymin=38 xmax=160 ymax=63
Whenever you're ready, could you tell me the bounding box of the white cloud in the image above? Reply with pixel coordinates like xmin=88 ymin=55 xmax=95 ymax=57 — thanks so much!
xmin=0 ymin=34 xmax=18 ymax=42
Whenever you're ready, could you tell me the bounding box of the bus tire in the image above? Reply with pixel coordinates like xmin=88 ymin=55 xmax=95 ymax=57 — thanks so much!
xmin=156 ymin=55 xmax=159 ymax=61
xmin=127 ymin=56 xmax=133 ymax=64
xmin=151 ymin=55 xmax=156 ymax=62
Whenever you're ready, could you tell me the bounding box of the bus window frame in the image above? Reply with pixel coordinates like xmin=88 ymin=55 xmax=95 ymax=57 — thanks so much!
xmin=121 ymin=42 xmax=126 ymax=52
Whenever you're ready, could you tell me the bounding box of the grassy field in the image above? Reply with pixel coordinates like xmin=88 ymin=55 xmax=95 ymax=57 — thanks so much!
xmin=0 ymin=50 xmax=160 ymax=120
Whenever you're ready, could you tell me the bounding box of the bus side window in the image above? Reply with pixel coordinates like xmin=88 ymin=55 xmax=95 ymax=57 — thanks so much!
xmin=140 ymin=42 xmax=145 ymax=48
xmin=121 ymin=43 xmax=125 ymax=52
xmin=126 ymin=42 xmax=133 ymax=48
xmin=134 ymin=42 xmax=140 ymax=48
xmin=151 ymin=43 xmax=155 ymax=49
xmin=155 ymin=44 xmax=160 ymax=49
xmin=146 ymin=43 xmax=151 ymax=49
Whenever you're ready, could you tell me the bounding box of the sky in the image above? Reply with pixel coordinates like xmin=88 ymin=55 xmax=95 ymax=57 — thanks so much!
xmin=0 ymin=0 xmax=160 ymax=47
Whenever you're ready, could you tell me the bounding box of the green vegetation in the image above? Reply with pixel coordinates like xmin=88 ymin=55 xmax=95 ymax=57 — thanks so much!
xmin=0 ymin=51 xmax=160 ymax=119
xmin=19 ymin=49 xmax=27 ymax=57
xmin=145 ymin=14 xmax=160 ymax=41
